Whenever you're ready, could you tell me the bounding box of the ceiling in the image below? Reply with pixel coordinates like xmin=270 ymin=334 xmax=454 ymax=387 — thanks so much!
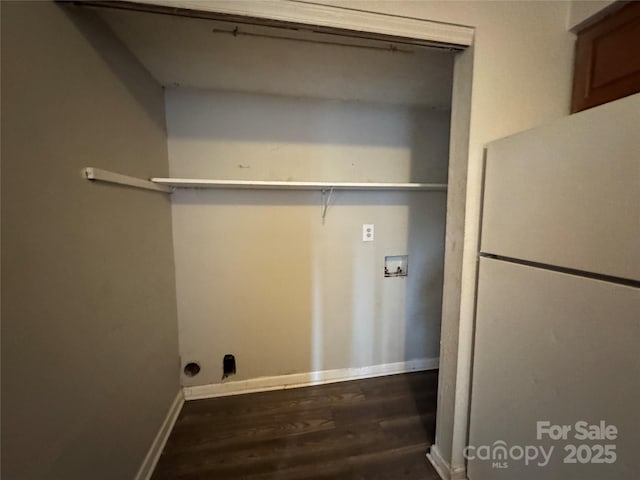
xmin=92 ymin=4 xmax=455 ymax=108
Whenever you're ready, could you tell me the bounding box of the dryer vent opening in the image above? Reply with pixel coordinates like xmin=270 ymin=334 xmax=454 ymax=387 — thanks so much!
xmin=183 ymin=362 xmax=201 ymax=377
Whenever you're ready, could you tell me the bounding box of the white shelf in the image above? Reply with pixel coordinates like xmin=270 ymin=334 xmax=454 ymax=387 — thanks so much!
xmin=85 ymin=169 xmax=447 ymax=219
xmin=150 ymin=178 xmax=447 ymax=191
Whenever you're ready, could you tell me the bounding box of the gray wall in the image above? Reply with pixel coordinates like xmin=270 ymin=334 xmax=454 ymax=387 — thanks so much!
xmin=165 ymin=88 xmax=450 ymax=386
xmin=1 ymin=2 xmax=179 ymax=479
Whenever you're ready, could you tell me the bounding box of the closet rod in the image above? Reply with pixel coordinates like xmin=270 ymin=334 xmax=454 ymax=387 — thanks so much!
xmin=210 ymin=27 xmax=414 ymax=54
xmin=84 ymin=167 xmax=173 ymax=193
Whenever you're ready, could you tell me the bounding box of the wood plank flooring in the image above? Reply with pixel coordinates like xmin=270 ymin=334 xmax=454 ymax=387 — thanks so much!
xmin=151 ymin=370 xmax=440 ymax=480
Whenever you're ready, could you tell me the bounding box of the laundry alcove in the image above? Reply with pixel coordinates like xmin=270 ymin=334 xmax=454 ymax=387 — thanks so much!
xmin=79 ymin=1 xmax=460 ymax=395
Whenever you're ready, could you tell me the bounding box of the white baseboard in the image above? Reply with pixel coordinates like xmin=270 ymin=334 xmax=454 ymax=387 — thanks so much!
xmin=427 ymin=443 xmax=467 ymax=480
xmin=183 ymin=357 xmax=438 ymax=401
xmin=427 ymin=443 xmax=452 ymax=480
xmin=135 ymin=390 xmax=184 ymax=480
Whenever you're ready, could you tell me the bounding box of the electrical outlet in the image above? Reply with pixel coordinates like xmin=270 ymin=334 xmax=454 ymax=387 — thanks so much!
xmin=363 ymin=224 xmax=374 ymax=242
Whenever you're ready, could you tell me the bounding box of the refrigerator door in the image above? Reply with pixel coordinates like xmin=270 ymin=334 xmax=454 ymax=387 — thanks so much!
xmin=468 ymin=257 xmax=640 ymax=480
xmin=481 ymin=93 xmax=640 ymax=281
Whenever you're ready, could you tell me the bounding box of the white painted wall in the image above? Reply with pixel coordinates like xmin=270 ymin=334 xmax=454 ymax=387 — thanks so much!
xmin=166 ymin=88 xmax=450 ymax=387
xmin=1 ymin=2 xmax=179 ymax=479
xmin=166 ymin=89 xmax=451 ymax=183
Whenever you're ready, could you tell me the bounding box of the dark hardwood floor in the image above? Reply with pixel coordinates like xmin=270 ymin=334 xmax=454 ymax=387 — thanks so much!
xmin=151 ymin=370 xmax=440 ymax=480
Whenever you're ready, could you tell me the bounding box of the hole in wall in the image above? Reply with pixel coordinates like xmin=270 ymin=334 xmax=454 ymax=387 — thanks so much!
xmin=183 ymin=362 xmax=201 ymax=377
xmin=384 ymin=255 xmax=409 ymax=277
xmin=223 ymin=354 xmax=236 ymax=379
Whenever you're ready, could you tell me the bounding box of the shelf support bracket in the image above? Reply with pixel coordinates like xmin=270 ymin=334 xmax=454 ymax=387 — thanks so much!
xmin=321 ymin=187 xmax=335 ymax=221
xmin=84 ymin=167 xmax=174 ymax=193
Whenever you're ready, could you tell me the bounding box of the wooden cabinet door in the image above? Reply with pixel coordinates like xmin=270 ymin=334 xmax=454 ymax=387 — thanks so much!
xmin=571 ymin=2 xmax=640 ymax=113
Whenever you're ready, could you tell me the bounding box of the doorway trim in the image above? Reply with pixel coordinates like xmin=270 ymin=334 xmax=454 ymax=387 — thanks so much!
xmin=132 ymin=0 xmax=474 ymax=47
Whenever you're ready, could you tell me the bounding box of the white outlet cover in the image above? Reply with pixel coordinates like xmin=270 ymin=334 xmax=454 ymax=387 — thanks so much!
xmin=363 ymin=224 xmax=374 ymax=242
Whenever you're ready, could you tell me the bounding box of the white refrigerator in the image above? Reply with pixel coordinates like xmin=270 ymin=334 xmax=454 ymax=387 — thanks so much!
xmin=467 ymin=93 xmax=640 ymax=480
